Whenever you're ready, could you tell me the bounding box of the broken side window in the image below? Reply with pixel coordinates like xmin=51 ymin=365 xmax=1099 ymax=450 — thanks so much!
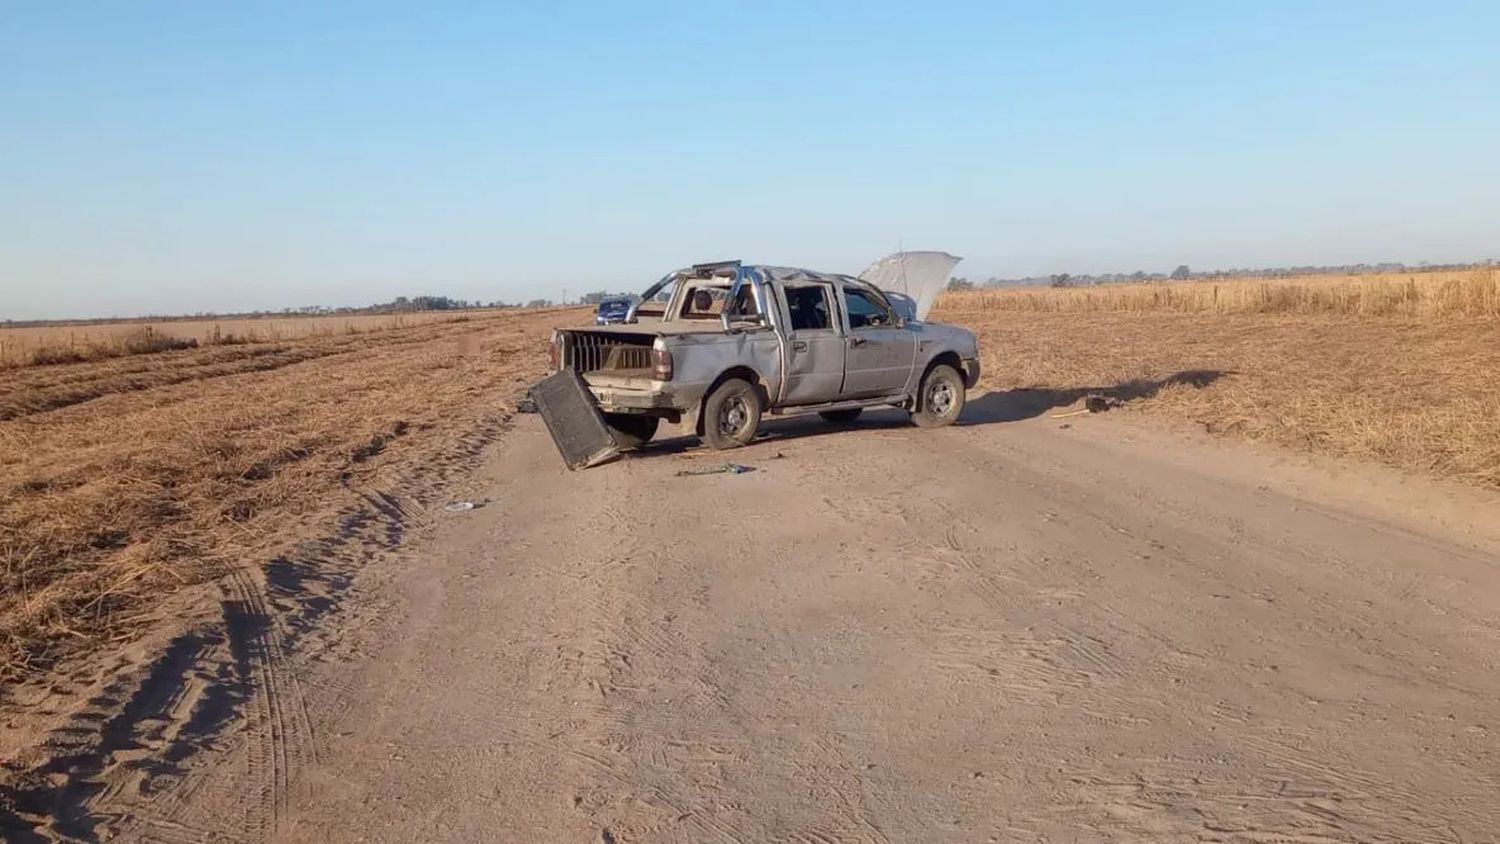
xmin=844 ymin=287 xmax=895 ymax=329
xmin=784 ymin=285 xmax=832 ymax=331
xmin=633 ymin=278 xmax=677 ymax=320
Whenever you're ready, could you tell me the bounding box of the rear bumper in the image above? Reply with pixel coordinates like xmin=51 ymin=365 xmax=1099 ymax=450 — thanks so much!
xmin=591 ymin=388 xmax=680 ymax=412
xmin=961 ymin=357 xmax=981 ymax=388
xmin=582 ymin=376 xmax=707 ymax=427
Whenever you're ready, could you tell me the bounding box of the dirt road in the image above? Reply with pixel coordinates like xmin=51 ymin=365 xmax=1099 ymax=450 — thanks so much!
xmin=75 ymin=402 xmax=1500 ymax=842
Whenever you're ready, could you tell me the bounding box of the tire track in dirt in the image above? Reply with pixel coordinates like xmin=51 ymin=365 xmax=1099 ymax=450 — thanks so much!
xmin=0 ymin=567 xmax=318 ymax=841
xmin=83 ymin=405 xmax=1500 ymax=843
xmin=220 ymin=569 xmax=309 ymax=837
xmin=0 ymin=410 xmax=513 ymax=841
xmin=0 ymin=619 xmax=231 ymax=841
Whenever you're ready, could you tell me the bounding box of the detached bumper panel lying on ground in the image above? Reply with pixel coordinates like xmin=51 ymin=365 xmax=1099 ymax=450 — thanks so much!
xmin=531 ymin=370 xmax=621 ymax=469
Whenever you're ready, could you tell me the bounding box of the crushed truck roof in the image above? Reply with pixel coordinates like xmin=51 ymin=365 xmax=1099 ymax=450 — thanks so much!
xmin=658 ymin=252 xmax=961 ymax=322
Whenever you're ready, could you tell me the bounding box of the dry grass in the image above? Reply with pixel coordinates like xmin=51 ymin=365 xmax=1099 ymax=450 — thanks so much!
xmin=0 ymin=307 xmax=581 ymax=681
xmin=941 ymin=268 xmax=1500 ymax=318
xmin=933 ymin=279 xmax=1500 ymax=490
xmin=0 ymin=310 xmax=502 ymax=369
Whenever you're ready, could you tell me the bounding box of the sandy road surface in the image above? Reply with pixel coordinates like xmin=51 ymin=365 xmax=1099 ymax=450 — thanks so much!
xmin=122 ymin=402 xmax=1500 ymax=842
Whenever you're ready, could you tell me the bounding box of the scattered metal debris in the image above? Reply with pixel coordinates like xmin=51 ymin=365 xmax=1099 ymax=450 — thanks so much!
xmin=444 ymin=501 xmax=476 ymax=512
xmin=1085 ymin=392 xmax=1124 ymax=413
xmin=674 ymin=462 xmax=754 ymax=477
xmin=1051 ymin=393 xmax=1126 ymax=419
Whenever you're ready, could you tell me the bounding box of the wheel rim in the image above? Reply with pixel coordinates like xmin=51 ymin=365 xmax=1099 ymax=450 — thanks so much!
xmin=719 ymin=396 xmax=748 ymax=436
xmin=928 ymin=380 xmax=955 ymax=417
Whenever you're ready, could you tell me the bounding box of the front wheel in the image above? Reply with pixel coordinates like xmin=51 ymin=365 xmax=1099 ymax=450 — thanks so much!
xmin=701 ymin=378 xmax=762 ymax=449
xmin=603 ymin=413 xmax=659 ymax=449
xmin=911 ymin=364 xmax=966 ymax=428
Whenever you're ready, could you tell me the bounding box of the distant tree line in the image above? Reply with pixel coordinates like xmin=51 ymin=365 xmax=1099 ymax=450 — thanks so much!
xmin=963 ymin=258 xmax=1497 ymax=289
xmin=579 ymin=290 xmax=634 ymax=304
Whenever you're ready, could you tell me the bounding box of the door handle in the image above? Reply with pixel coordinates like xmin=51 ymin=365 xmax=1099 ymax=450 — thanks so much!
xmin=792 ymin=340 xmax=808 ymax=352
xmin=848 ymin=337 xmax=868 ymax=348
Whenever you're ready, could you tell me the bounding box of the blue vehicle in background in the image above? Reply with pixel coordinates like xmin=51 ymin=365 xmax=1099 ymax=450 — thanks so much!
xmin=594 ymin=296 xmax=633 ymax=325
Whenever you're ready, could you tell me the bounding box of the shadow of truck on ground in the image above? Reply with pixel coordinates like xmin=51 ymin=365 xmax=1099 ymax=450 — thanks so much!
xmin=961 ymin=369 xmax=1231 ymax=424
xmin=637 ymin=369 xmax=1231 ymax=456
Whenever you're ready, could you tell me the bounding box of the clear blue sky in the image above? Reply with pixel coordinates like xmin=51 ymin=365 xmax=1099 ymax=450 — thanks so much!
xmin=3 ymin=1 xmax=1497 ymax=319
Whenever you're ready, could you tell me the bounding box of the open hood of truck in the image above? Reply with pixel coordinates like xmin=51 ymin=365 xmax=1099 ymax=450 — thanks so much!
xmin=859 ymin=251 xmax=962 ymax=322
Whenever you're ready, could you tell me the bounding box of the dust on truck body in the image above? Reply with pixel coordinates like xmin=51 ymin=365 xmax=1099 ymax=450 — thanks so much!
xmin=547 ymin=252 xmax=980 ymax=454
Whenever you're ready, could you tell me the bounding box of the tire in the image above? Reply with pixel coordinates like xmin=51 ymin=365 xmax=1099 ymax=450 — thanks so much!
xmin=701 ymin=378 xmax=761 ymax=449
xmin=818 ymin=408 xmax=863 ymax=423
xmin=911 ymin=364 xmax=965 ymax=428
xmin=603 ymin=413 xmax=659 ymax=449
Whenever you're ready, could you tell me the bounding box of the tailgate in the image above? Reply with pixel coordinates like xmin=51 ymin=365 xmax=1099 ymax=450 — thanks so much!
xmin=530 ymin=370 xmax=620 ymax=470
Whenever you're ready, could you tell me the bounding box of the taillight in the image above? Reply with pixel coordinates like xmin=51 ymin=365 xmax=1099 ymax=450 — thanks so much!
xmin=549 ymin=332 xmax=562 ymax=371
xmin=651 ymin=346 xmax=673 ymax=381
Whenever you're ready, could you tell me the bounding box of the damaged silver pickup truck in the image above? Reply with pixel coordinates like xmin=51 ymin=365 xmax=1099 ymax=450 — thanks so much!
xmin=546 ymin=251 xmax=979 ymax=454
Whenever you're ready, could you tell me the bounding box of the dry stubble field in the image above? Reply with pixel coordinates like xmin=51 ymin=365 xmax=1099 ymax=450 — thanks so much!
xmin=933 ymin=268 xmax=1500 ymax=490
xmin=0 ymin=310 xmax=491 ymax=369
xmin=3 ymin=269 xmax=1497 ymax=709
xmin=0 ymin=307 xmax=572 ymax=691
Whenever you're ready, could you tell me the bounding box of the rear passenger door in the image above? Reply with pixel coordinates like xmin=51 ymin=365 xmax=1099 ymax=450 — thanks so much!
xmin=839 ymin=285 xmax=917 ymax=397
xmin=775 ymin=283 xmax=846 ymax=405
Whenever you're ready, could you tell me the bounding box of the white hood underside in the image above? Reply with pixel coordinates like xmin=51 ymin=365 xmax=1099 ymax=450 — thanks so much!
xmin=859 ymin=251 xmax=962 ymax=322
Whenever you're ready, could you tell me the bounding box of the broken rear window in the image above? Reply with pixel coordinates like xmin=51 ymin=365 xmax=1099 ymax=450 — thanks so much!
xmin=679 ymin=285 xmax=729 ymax=319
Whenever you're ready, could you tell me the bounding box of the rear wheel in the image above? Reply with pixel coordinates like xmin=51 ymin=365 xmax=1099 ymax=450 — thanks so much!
xmin=701 ymin=378 xmax=761 ymax=450
xmin=911 ymin=364 xmax=965 ymax=428
xmin=603 ymin=413 xmax=659 ymax=449
xmin=818 ymin=408 xmax=863 ymax=423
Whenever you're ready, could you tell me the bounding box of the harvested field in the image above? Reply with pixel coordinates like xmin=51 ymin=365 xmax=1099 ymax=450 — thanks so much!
xmin=0 ymin=310 xmax=502 ymax=369
xmin=7 ymin=273 xmax=1496 ymax=689
xmin=947 ymin=268 xmax=1500 ymax=317
xmin=8 ymin=275 xmax=1496 ymax=683
xmin=0 ymin=307 xmax=578 ymax=682
xmin=934 ymin=271 xmax=1500 ymax=489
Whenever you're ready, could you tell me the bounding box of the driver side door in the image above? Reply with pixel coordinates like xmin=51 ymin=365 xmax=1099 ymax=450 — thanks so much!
xmin=839 ymin=286 xmax=917 ymax=397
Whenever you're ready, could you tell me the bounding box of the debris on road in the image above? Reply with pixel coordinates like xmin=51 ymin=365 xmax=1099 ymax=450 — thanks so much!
xmin=1085 ymin=392 xmax=1124 ymax=412
xmin=515 ymin=395 xmax=538 ymax=414
xmin=444 ymin=501 xmax=477 ymax=512
xmin=1051 ymin=392 xmax=1127 ymax=419
xmin=530 ymin=370 xmax=621 ymax=470
xmin=674 ymin=462 xmax=754 ymax=477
